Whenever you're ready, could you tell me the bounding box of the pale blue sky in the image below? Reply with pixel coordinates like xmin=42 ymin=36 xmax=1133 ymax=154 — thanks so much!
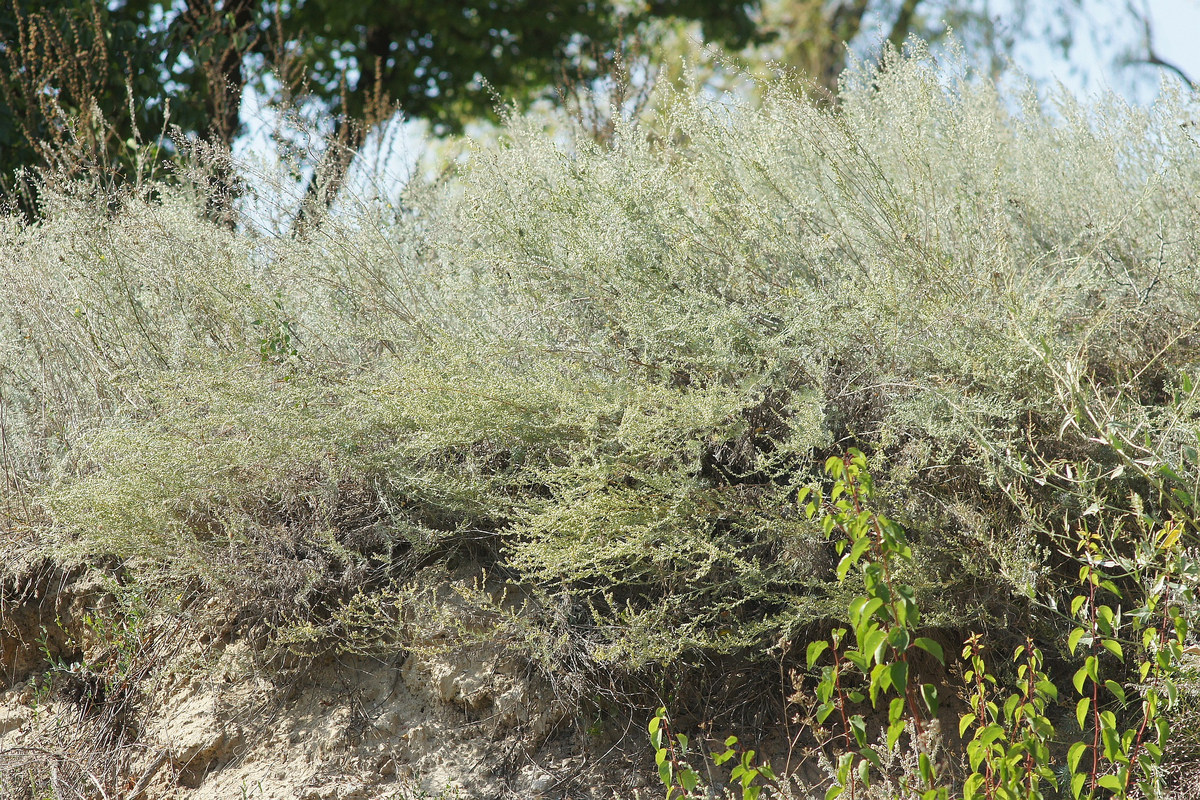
xmin=1008 ymin=0 xmax=1200 ymax=101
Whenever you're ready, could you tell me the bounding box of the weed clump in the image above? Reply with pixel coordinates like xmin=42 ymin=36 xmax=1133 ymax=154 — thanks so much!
xmin=3 ymin=44 xmax=1200 ymax=791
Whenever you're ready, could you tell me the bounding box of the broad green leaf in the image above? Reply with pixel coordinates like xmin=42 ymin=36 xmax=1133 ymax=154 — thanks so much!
xmin=1068 ymin=626 xmax=1085 ymax=655
xmin=888 ymin=626 xmax=911 ymax=652
xmin=889 ymin=697 xmax=906 ymax=725
xmin=808 ymin=641 xmax=830 ymax=668
xmin=913 ymin=637 xmax=944 ymax=664
xmin=919 ymin=752 xmax=934 ymax=786
xmin=920 ymin=683 xmax=939 ymax=716
xmin=862 ymin=629 xmax=887 ymax=665
xmin=887 ymin=718 xmax=905 ymax=751
xmin=1068 ymin=741 xmax=1087 ymax=774
xmin=836 ymin=752 xmax=853 ymax=783
xmin=888 ymin=661 xmax=908 ymax=694
xmin=1073 ymin=666 xmax=1089 ymax=696
xmin=850 ymin=715 xmax=867 ymax=747
xmin=978 ymin=724 xmax=1004 ymax=746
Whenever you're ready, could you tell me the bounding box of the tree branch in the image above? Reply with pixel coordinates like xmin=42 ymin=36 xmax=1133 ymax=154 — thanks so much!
xmin=886 ymin=0 xmax=923 ymax=51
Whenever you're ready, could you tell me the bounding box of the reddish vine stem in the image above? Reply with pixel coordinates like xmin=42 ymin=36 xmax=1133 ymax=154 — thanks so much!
xmin=830 ymin=642 xmax=857 ymax=800
xmin=1087 ymin=571 xmax=1101 ymax=794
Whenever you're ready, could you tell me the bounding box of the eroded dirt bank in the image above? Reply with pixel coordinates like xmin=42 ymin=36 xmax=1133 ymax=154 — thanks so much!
xmin=0 ymin=562 xmax=659 ymax=800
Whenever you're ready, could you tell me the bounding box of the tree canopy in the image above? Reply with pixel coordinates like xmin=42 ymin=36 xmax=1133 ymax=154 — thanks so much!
xmin=0 ymin=0 xmax=761 ymax=208
xmin=1 ymin=0 xmax=1194 ymax=217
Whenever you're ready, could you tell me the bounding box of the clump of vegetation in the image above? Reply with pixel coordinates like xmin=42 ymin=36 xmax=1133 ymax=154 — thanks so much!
xmin=652 ymin=453 xmax=1194 ymax=799
xmin=4 ymin=43 xmax=1200 ymax=793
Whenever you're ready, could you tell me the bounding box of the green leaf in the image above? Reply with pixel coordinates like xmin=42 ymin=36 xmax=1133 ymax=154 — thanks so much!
xmin=913 ymin=637 xmax=944 ymax=664
xmin=824 ymin=785 xmax=844 ymax=800
xmin=808 ymin=641 xmax=830 ymax=668
xmin=920 ymin=683 xmax=939 ymax=716
xmin=1097 ymin=775 xmax=1123 ymax=791
xmin=978 ymin=724 xmax=1004 ymax=746
xmin=850 ymin=715 xmax=867 ymax=747
xmin=888 ymin=661 xmax=908 ymax=694
xmin=888 ymin=626 xmax=911 ymax=652
xmin=887 ymin=718 xmax=905 ymax=751
xmin=836 ymin=752 xmax=853 ymax=784
xmin=1068 ymin=626 xmax=1085 ymax=655
xmin=679 ymin=768 xmax=698 ymax=792
xmin=1068 ymin=741 xmax=1087 ymax=774
xmin=838 ymin=536 xmax=872 ymax=580
xmin=889 ymin=696 xmax=906 ymax=725
xmin=1105 ymin=679 xmax=1127 ymax=705
xmin=919 ymin=752 xmax=934 ymax=786
xmin=1077 ymin=697 xmax=1091 ymax=731
xmin=1073 ymin=666 xmax=1088 ymax=696
xmin=1072 ymin=772 xmax=1087 ymax=800
xmin=862 ymin=629 xmax=887 ymax=665
xmin=1102 ymin=639 xmax=1124 ymax=660
xmin=959 ymin=713 xmax=976 ymax=738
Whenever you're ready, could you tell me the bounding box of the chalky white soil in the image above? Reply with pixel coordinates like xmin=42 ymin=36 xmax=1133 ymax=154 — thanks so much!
xmin=0 ymin=566 xmax=651 ymax=800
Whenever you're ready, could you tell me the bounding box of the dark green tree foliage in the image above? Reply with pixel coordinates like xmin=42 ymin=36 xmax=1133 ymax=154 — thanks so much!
xmin=278 ymin=0 xmax=763 ymax=130
xmin=0 ymin=0 xmax=763 ymax=209
xmin=0 ymin=0 xmax=168 ymax=205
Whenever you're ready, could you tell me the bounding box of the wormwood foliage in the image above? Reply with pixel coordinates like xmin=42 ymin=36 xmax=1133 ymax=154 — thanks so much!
xmin=2 ymin=45 xmax=1200 ymax=759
